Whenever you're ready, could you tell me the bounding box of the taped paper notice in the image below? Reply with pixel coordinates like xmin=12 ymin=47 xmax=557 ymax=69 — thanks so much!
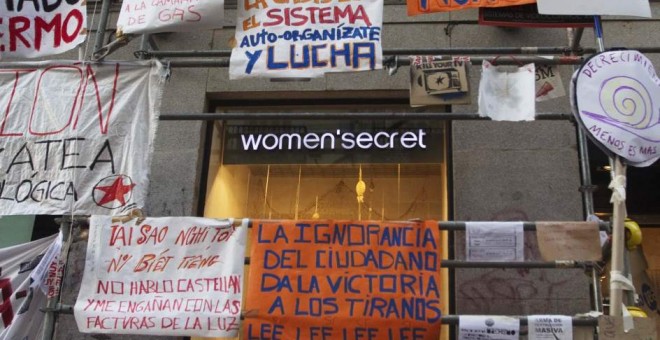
xmin=458 ymin=315 xmax=519 ymax=340
xmin=528 ymin=315 xmax=573 ymax=340
xmin=466 ymin=222 xmax=524 ymax=262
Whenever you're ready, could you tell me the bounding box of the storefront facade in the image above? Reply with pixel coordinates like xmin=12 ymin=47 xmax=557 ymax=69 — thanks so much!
xmin=2 ymin=1 xmax=658 ymax=339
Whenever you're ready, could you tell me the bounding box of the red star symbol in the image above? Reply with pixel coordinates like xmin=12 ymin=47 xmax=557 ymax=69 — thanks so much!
xmin=95 ymin=177 xmax=135 ymax=206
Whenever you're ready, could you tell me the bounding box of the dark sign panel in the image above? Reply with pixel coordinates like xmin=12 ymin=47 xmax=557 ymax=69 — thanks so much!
xmin=222 ymin=120 xmax=445 ymax=165
xmin=479 ymin=4 xmax=593 ymax=28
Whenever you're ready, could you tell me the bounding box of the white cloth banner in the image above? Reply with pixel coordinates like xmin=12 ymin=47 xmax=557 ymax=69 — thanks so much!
xmin=537 ymin=0 xmax=651 ymax=18
xmin=74 ymin=216 xmax=248 ymax=337
xmin=0 ymin=61 xmax=166 ymax=215
xmin=0 ymin=0 xmax=86 ymax=59
xmin=117 ymin=0 xmax=224 ymax=34
xmin=230 ymin=0 xmax=383 ymax=79
xmin=0 ymin=234 xmax=59 ymax=340
xmin=528 ymin=315 xmax=573 ymax=340
xmin=466 ymin=222 xmax=524 ymax=262
xmin=571 ymin=50 xmax=660 ymax=167
xmin=458 ymin=315 xmax=520 ymax=340
xmin=478 ymin=61 xmax=536 ymax=121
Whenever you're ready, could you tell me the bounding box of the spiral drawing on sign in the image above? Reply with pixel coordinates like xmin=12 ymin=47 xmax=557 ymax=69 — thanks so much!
xmin=599 ymin=76 xmax=654 ymax=129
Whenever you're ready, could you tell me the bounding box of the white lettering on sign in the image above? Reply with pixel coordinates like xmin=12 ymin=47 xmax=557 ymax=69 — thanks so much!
xmin=240 ymin=129 xmax=428 ymax=151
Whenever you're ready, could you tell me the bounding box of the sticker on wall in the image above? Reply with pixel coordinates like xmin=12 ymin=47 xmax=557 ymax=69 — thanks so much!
xmin=537 ymin=0 xmax=651 ymax=18
xmin=571 ymin=50 xmax=660 ymax=167
xmin=74 ymin=216 xmax=247 ymax=337
xmin=535 ymin=64 xmax=566 ymax=102
xmin=0 ymin=61 xmax=166 ymax=215
xmin=410 ymin=56 xmax=471 ymax=107
xmin=116 ymin=0 xmax=224 ymax=34
xmin=408 ymin=0 xmax=536 ymax=16
xmin=0 ymin=0 xmax=86 ymax=59
xmin=245 ymin=220 xmax=442 ymax=340
xmin=230 ymin=0 xmax=383 ymax=79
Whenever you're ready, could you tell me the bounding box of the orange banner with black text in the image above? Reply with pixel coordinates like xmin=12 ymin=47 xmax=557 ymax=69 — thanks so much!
xmin=408 ymin=0 xmax=536 ymax=16
xmin=245 ymin=219 xmax=442 ymax=340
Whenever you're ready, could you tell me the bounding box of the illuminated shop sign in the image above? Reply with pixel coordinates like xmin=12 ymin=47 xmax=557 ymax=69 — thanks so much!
xmin=222 ymin=121 xmax=444 ymax=165
xmin=240 ymin=129 xmax=427 ymax=151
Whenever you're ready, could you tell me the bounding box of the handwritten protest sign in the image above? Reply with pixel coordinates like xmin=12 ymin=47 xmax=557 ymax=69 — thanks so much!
xmin=0 ymin=61 xmax=165 ymax=215
xmin=117 ymin=0 xmax=224 ymax=34
xmin=407 ymin=0 xmax=535 ymax=16
xmin=0 ymin=234 xmax=59 ymax=340
xmin=74 ymin=216 xmax=247 ymax=337
xmin=536 ymin=222 xmax=601 ymax=261
xmin=244 ymin=220 xmax=442 ymax=339
xmin=230 ymin=0 xmax=383 ymax=78
xmin=572 ymin=50 xmax=660 ymax=167
xmin=0 ymin=0 xmax=86 ymax=59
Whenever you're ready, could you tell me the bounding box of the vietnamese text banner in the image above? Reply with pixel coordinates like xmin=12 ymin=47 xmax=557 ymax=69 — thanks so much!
xmin=408 ymin=0 xmax=536 ymax=16
xmin=74 ymin=216 xmax=247 ymax=337
xmin=230 ymin=0 xmax=383 ymax=79
xmin=0 ymin=234 xmax=59 ymax=340
xmin=245 ymin=220 xmax=442 ymax=339
xmin=0 ymin=61 xmax=165 ymax=215
xmin=116 ymin=0 xmax=224 ymax=34
xmin=0 ymin=0 xmax=86 ymax=59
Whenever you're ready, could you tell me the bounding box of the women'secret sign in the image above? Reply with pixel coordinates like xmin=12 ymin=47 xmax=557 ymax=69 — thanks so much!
xmin=572 ymin=50 xmax=660 ymax=167
xmin=230 ymin=0 xmax=383 ymax=79
xmin=0 ymin=0 xmax=86 ymax=58
xmin=0 ymin=61 xmax=165 ymax=215
xmin=245 ymin=220 xmax=442 ymax=340
xmin=74 ymin=216 xmax=247 ymax=337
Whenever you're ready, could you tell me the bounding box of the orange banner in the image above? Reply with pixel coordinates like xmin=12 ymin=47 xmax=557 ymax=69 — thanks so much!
xmin=245 ymin=220 xmax=442 ymax=340
xmin=408 ymin=0 xmax=536 ymax=16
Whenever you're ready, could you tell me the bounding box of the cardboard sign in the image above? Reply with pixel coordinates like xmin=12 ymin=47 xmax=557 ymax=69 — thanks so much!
xmin=479 ymin=4 xmax=593 ymax=28
xmin=117 ymin=0 xmax=224 ymax=34
xmin=598 ymin=316 xmax=657 ymax=340
xmin=537 ymin=0 xmax=651 ymax=18
xmin=230 ymin=0 xmax=383 ymax=78
xmin=536 ymin=222 xmax=601 ymax=261
xmin=410 ymin=56 xmax=471 ymax=107
xmin=245 ymin=220 xmax=442 ymax=340
xmin=0 ymin=0 xmax=86 ymax=59
xmin=0 ymin=234 xmax=59 ymax=340
xmin=74 ymin=216 xmax=247 ymax=337
xmin=535 ymin=65 xmax=566 ymax=102
xmin=571 ymin=50 xmax=660 ymax=167
xmin=0 ymin=61 xmax=166 ymax=215
xmin=408 ymin=0 xmax=536 ymax=16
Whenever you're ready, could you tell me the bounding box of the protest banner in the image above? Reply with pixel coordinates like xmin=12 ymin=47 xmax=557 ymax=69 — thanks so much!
xmin=407 ymin=0 xmax=535 ymax=16
xmin=230 ymin=0 xmax=383 ymax=79
xmin=571 ymin=50 xmax=660 ymax=167
xmin=0 ymin=0 xmax=86 ymax=59
xmin=74 ymin=216 xmax=247 ymax=337
xmin=537 ymin=0 xmax=651 ymax=18
xmin=479 ymin=4 xmax=592 ymax=28
xmin=410 ymin=56 xmax=471 ymax=107
xmin=116 ymin=0 xmax=224 ymax=34
xmin=0 ymin=233 xmax=60 ymax=340
xmin=0 ymin=61 xmax=166 ymax=215
xmin=244 ymin=220 xmax=442 ymax=340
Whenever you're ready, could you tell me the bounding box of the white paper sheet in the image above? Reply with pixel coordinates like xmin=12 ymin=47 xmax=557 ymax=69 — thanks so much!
xmin=459 ymin=315 xmax=520 ymax=340
xmin=528 ymin=315 xmax=573 ymax=340
xmin=537 ymin=0 xmax=651 ymax=18
xmin=466 ymin=222 xmax=524 ymax=262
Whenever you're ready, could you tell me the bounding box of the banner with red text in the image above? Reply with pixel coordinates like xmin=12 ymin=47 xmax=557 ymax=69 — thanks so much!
xmin=0 ymin=234 xmax=60 ymax=340
xmin=408 ymin=0 xmax=536 ymax=16
xmin=116 ymin=0 xmax=224 ymax=34
xmin=245 ymin=220 xmax=442 ymax=339
xmin=74 ymin=216 xmax=247 ymax=337
xmin=0 ymin=0 xmax=86 ymax=59
xmin=0 ymin=61 xmax=166 ymax=215
xmin=230 ymin=0 xmax=383 ymax=79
